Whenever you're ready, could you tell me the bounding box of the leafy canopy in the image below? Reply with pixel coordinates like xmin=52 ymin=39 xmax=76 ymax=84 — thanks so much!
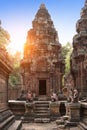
xmin=61 ymin=42 xmax=73 ymax=74
xmin=0 ymin=21 xmax=10 ymax=49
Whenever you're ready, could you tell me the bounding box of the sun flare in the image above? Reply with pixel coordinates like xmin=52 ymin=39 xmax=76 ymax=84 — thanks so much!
xmin=9 ymin=42 xmax=24 ymax=53
xmin=7 ymin=35 xmax=26 ymax=55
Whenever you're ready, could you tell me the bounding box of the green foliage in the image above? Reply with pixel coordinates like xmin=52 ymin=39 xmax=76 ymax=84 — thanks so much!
xmin=61 ymin=42 xmax=72 ymax=75
xmin=8 ymin=51 xmax=22 ymax=87
xmin=0 ymin=21 xmax=10 ymax=49
xmin=0 ymin=21 xmax=21 ymax=88
xmin=9 ymin=69 xmax=21 ymax=87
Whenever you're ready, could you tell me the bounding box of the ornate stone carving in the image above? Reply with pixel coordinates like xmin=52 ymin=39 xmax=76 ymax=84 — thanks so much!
xmin=20 ymin=4 xmax=64 ymax=96
xmin=71 ymin=0 xmax=87 ymax=97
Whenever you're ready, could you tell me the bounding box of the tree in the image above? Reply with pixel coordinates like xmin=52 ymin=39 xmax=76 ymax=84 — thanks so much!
xmin=8 ymin=51 xmax=22 ymax=87
xmin=0 ymin=21 xmax=22 ymax=87
xmin=61 ymin=42 xmax=73 ymax=75
xmin=0 ymin=21 xmax=10 ymax=49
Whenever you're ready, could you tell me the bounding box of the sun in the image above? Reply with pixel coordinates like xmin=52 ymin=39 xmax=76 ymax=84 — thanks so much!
xmin=6 ymin=28 xmax=27 ymax=56
xmin=7 ymin=41 xmax=24 ymax=55
xmin=7 ymin=35 xmax=26 ymax=56
xmin=10 ymin=41 xmax=23 ymax=52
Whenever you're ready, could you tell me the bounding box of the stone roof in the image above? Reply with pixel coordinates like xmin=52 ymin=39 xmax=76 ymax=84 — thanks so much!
xmin=30 ymin=3 xmax=59 ymax=45
xmin=35 ymin=3 xmax=50 ymax=20
xmin=40 ymin=3 xmax=46 ymax=9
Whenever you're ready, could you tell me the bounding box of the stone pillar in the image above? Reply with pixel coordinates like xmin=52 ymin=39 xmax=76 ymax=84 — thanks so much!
xmin=66 ymin=103 xmax=80 ymax=122
xmin=78 ymin=102 xmax=87 ymax=130
xmin=24 ymin=102 xmax=34 ymax=122
xmin=49 ymin=101 xmax=60 ymax=120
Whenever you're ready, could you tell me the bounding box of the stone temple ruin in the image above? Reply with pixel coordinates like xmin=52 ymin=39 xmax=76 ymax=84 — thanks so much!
xmin=0 ymin=48 xmax=22 ymax=129
xmin=71 ymin=0 xmax=87 ymax=98
xmin=1 ymin=0 xmax=87 ymax=130
xmin=20 ymin=4 xmax=65 ymax=98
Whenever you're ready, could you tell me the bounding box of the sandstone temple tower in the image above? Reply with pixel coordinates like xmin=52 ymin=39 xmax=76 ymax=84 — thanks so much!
xmin=71 ymin=0 xmax=87 ymax=97
xmin=21 ymin=4 xmax=64 ymax=97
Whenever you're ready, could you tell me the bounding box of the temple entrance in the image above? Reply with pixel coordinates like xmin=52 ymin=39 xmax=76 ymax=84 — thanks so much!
xmin=39 ymin=80 xmax=46 ymax=95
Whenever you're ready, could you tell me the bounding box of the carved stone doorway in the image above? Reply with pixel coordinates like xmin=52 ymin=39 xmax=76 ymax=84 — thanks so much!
xmin=39 ymin=80 xmax=46 ymax=95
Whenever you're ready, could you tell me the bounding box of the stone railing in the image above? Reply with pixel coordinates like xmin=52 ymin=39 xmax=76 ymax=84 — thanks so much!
xmin=78 ymin=101 xmax=87 ymax=130
xmin=8 ymin=100 xmax=34 ymax=121
xmin=49 ymin=101 xmax=60 ymax=120
xmin=8 ymin=100 xmax=67 ymax=122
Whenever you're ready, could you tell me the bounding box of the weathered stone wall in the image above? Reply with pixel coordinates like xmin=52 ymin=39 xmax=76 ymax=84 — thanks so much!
xmin=78 ymin=101 xmax=87 ymax=130
xmin=8 ymin=86 xmax=21 ymax=100
xmin=0 ymin=49 xmax=15 ymax=129
xmin=0 ymin=48 xmax=12 ymax=110
xmin=0 ymin=73 xmax=8 ymax=110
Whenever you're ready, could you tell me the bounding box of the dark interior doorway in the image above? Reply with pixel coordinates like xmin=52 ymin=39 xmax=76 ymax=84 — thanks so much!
xmin=59 ymin=102 xmax=66 ymax=116
xmin=39 ymin=80 xmax=46 ymax=95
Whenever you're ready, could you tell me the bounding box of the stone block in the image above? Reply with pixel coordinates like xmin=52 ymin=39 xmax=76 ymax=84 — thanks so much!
xmin=50 ymin=101 xmax=60 ymax=116
xmin=66 ymin=103 xmax=80 ymax=122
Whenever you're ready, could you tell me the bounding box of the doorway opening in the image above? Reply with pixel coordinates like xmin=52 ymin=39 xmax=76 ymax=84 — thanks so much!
xmin=39 ymin=80 xmax=46 ymax=95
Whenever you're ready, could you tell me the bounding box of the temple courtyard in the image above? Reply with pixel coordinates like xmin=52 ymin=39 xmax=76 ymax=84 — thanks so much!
xmin=21 ymin=122 xmax=57 ymax=130
xmin=21 ymin=122 xmax=77 ymax=130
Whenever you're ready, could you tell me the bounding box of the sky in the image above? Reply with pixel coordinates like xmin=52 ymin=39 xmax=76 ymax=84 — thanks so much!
xmin=0 ymin=0 xmax=85 ymax=53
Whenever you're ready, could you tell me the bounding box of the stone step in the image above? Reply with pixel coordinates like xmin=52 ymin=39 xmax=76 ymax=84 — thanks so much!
xmin=34 ymin=107 xmax=49 ymax=111
xmin=0 ymin=115 xmax=15 ymax=130
xmin=34 ymin=118 xmax=50 ymax=123
xmin=35 ymin=104 xmax=49 ymax=107
xmin=78 ymin=122 xmax=87 ymax=130
xmin=34 ymin=101 xmax=49 ymax=103
xmin=65 ymin=120 xmax=78 ymax=127
xmin=7 ymin=120 xmax=22 ymax=130
xmin=34 ymin=110 xmax=49 ymax=113
xmin=34 ymin=101 xmax=49 ymax=105
xmin=35 ymin=113 xmax=50 ymax=118
xmin=35 ymin=102 xmax=49 ymax=104
xmin=38 ymin=97 xmax=49 ymax=101
xmin=34 ymin=100 xmax=50 ymax=118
